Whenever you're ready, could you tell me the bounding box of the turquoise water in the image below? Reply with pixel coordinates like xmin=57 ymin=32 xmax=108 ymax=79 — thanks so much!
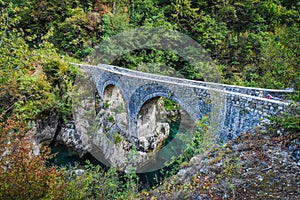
xmin=50 ymin=145 xmax=106 ymax=168
xmin=139 ymin=119 xmax=190 ymax=188
xmin=50 ymin=145 xmax=85 ymax=167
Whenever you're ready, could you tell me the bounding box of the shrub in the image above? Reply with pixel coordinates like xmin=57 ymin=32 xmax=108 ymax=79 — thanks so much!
xmin=0 ymin=116 xmax=66 ymax=199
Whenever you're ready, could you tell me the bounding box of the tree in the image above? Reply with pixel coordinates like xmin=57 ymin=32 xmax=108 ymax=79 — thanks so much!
xmin=257 ymin=25 xmax=300 ymax=89
xmin=52 ymin=7 xmax=93 ymax=58
xmin=170 ymin=0 xmax=200 ymax=31
xmin=191 ymin=14 xmax=228 ymax=55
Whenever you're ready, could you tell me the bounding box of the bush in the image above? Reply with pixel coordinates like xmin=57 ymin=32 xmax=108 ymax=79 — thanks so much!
xmin=64 ymin=161 xmax=139 ymax=200
xmin=0 ymin=116 xmax=66 ymax=199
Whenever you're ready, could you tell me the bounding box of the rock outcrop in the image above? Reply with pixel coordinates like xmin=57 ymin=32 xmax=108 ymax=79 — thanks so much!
xmin=55 ymin=121 xmax=88 ymax=157
xmin=139 ymin=130 xmax=300 ymax=200
xmin=87 ymin=92 xmax=171 ymax=171
xmin=51 ymin=82 xmax=175 ymax=171
xmin=33 ymin=114 xmax=59 ymax=146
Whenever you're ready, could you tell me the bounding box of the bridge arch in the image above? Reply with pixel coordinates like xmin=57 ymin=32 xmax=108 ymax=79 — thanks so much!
xmin=70 ymin=63 xmax=291 ymax=172
xmin=99 ymin=80 xmax=120 ymax=98
xmin=130 ymin=84 xmax=172 ymax=118
xmin=103 ymin=84 xmax=123 ymax=102
xmin=102 ymin=83 xmax=127 ymax=113
xmin=129 ymin=83 xmax=198 ymax=137
xmin=137 ymin=97 xmax=165 ymax=140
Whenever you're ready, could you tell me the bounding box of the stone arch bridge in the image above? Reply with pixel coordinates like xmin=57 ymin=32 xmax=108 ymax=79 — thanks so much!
xmin=73 ymin=63 xmax=292 ymax=142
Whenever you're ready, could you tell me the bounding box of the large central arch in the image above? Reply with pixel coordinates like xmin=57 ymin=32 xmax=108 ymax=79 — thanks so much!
xmin=128 ymin=83 xmax=200 ymax=138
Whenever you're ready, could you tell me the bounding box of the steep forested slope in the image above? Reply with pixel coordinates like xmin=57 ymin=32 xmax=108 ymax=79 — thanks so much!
xmin=2 ymin=0 xmax=300 ymax=88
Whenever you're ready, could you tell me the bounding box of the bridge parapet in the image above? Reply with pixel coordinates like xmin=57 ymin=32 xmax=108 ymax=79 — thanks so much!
xmin=95 ymin=64 xmax=293 ymax=98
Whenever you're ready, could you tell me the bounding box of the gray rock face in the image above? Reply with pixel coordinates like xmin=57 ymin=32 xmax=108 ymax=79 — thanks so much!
xmin=137 ymin=98 xmax=170 ymax=152
xmin=138 ymin=121 xmax=170 ymax=152
xmin=55 ymin=81 xmax=173 ymax=171
xmin=56 ymin=121 xmax=88 ymax=157
xmin=88 ymin=87 xmax=172 ymax=171
xmin=33 ymin=114 xmax=58 ymax=146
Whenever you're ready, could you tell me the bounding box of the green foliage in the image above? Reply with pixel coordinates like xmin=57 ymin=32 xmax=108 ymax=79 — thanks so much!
xmin=171 ymin=0 xmax=200 ymax=30
xmin=257 ymin=25 xmax=300 ymax=89
xmin=51 ymin=7 xmax=93 ymax=58
xmin=130 ymin=0 xmax=168 ymax=27
xmin=217 ymin=156 xmax=241 ymax=180
xmin=65 ymin=161 xmax=138 ymax=200
xmin=162 ymin=97 xmax=181 ymax=111
xmin=113 ymin=133 xmax=123 ymax=144
xmin=1 ymin=0 xmax=300 ymax=198
xmin=192 ymin=14 xmax=228 ymax=53
xmin=162 ymin=116 xmax=209 ymax=177
xmin=104 ymin=100 xmax=110 ymax=108
xmin=4 ymin=0 xmax=298 ymax=89
xmin=0 ymin=17 xmax=80 ymax=121
xmin=108 ymin=115 xmax=115 ymax=122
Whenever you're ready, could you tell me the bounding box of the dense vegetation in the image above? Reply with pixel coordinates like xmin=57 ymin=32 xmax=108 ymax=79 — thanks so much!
xmin=0 ymin=0 xmax=299 ymax=199
xmin=2 ymin=0 xmax=300 ymax=88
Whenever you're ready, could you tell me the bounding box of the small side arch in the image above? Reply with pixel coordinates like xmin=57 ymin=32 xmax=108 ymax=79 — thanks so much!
xmin=98 ymin=80 xmax=119 ymax=99
xmin=102 ymin=83 xmax=128 ymax=116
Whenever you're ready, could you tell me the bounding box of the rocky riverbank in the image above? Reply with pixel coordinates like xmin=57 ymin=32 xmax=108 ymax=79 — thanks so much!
xmin=32 ymin=93 xmax=184 ymax=171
